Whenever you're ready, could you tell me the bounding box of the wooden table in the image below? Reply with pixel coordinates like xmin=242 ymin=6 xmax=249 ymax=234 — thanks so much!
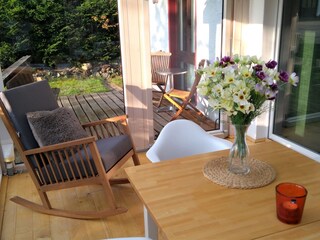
xmin=125 ymin=141 xmax=320 ymax=240
xmin=155 ymin=68 xmax=188 ymax=90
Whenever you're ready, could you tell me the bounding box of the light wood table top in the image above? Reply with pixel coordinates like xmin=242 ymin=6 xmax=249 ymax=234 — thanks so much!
xmin=125 ymin=141 xmax=320 ymax=240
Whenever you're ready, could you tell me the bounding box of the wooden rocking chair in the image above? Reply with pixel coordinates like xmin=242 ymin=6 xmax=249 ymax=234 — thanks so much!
xmin=0 ymin=80 xmax=140 ymax=219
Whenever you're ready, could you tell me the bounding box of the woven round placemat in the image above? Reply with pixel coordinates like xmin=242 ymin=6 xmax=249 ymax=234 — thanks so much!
xmin=203 ymin=157 xmax=276 ymax=189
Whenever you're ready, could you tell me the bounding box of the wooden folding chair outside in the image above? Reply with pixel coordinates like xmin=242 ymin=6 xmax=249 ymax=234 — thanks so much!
xmin=163 ymin=59 xmax=209 ymax=121
xmin=0 ymin=81 xmax=140 ymax=219
xmin=151 ymin=51 xmax=172 ymax=107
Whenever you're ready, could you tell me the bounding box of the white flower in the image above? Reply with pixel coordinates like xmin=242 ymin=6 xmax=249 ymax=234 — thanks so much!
xmin=221 ymin=99 xmax=235 ymax=112
xmin=236 ymin=101 xmax=252 ymax=114
xmin=250 ymin=55 xmax=258 ymax=63
xmin=203 ymin=65 xmax=218 ymax=79
xmin=221 ymin=87 xmax=233 ymax=99
xmin=263 ymin=76 xmax=274 ymax=85
xmin=265 ymin=88 xmax=277 ymax=99
xmin=289 ymin=72 xmax=299 ymax=86
xmin=239 ymin=66 xmax=252 ymax=78
xmin=264 ymin=67 xmax=278 ymax=78
xmin=233 ymin=89 xmax=249 ymax=105
xmin=248 ymin=103 xmax=255 ymax=113
xmin=240 ymin=55 xmax=251 ymax=65
xmin=233 ymin=80 xmax=250 ymax=94
xmin=224 ymin=72 xmax=235 ymax=85
xmin=212 ymin=84 xmax=224 ymax=96
xmin=197 ymin=86 xmax=209 ymax=96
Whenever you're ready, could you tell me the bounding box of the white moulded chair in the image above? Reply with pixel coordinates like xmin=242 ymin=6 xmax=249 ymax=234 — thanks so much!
xmin=146 ymin=119 xmax=233 ymax=162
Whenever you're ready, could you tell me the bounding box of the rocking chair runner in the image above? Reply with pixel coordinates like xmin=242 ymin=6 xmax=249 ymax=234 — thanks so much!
xmin=0 ymin=80 xmax=140 ymax=219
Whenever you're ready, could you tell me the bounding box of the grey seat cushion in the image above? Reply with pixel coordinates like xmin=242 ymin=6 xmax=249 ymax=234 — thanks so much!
xmin=40 ymin=135 xmax=133 ymax=184
xmin=0 ymin=81 xmax=59 ymax=150
xmin=96 ymin=135 xmax=133 ymax=171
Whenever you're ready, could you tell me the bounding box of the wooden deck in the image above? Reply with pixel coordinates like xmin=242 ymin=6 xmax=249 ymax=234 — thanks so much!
xmin=57 ymin=88 xmax=217 ymax=138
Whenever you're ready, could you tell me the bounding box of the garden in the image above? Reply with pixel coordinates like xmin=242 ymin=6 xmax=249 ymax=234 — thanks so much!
xmin=0 ymin=0 xmax=122 ymax=95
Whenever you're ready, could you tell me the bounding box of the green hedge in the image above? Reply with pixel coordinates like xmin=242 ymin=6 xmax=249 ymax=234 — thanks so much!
xmin=0 ymin=0 xmax=120 ymax=68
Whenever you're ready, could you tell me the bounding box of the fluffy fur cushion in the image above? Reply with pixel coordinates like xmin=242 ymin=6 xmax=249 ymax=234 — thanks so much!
xmin=26 ymin=107 xmax=88 ymax=147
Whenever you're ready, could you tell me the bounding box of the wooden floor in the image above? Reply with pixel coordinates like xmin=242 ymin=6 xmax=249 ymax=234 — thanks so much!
xmin=56 ymin=88 xmax=217 ymax=139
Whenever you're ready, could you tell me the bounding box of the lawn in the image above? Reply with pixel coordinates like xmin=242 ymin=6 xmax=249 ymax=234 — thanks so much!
xmin=49 ymin=76 xmax=109 ymax=96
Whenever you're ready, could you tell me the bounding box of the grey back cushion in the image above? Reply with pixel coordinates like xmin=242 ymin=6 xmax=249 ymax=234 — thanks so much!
xmin=0 ymin=81 xmax=59 ymax=150
xmin=26 ymin=107 xmax=88 ymax=147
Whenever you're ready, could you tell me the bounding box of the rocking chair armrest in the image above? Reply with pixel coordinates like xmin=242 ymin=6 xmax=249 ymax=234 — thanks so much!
xmin=81 ymin=115 xmax=128 ymax=128
xmin=23 ymin=136 xmax=96 ymax=155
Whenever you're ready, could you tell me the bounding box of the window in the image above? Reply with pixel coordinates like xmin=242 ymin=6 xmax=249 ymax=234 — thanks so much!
xmin=271 ymin=0 xmax=320 ymax=161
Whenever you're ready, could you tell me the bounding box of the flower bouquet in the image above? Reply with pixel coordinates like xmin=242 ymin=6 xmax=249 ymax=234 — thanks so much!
xmin=197 ymin=55 xmax=299 ymax=174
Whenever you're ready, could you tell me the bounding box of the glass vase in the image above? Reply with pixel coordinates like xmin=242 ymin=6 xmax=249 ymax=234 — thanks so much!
xmin=228 ymin=124 xmax=250 ymax=175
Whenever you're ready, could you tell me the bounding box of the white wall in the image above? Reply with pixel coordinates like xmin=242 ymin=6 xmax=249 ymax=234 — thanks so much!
xmin=149 ymin=0 xmax=169 ymax=52
xmin=245 ymin=0 xmax=267 ymax=140
xmin=196 ymin=0 xmax=223 ymax=64
xmin=195 ymin=0 xmax=223 ymax=123
xmin=246 ymin=0 xmax=280 ymax=141
xmin=149 ymin=0 xmax=223 ymax=60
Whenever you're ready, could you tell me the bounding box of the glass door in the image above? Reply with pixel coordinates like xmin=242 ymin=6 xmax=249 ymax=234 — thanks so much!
xmin=271 ymin=0 xmax=320 ymax=161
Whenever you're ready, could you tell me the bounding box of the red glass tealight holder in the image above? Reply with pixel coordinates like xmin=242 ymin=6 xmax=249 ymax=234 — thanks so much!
xmin=275 ymin=182 xmax=308 ymax=224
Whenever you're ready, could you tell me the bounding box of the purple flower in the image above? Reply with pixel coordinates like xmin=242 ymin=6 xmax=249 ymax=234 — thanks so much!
xmin=256 ymin=71 xmax=266 ymax=80
xmin=270 ymin=83 xmax=278 ymax=91
xmin=253 ymin=64 xmax=263 ymax=72
xmin=279 ymin=71 xmax=289 ymax=82
xmin=221 ymin=56 xmax=231 ymax=62
xmin=219 ymin=61 xmax=227 ymax=67
xmin=266 ymin=60 xmax=277 ymax=69
xmin=220 ymin=56 xmax=234 ymax=66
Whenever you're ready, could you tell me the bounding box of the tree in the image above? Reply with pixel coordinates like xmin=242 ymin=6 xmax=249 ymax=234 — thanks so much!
xmin=0 ymin=0 xmax=120 ymax=68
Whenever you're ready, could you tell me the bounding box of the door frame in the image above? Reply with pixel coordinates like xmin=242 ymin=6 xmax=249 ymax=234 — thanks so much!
xmin=168 ymin=0 xmax=195 ymax=68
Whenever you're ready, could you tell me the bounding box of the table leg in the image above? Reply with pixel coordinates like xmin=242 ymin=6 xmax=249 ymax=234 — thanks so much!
xmin=144 ymin=206 xmax=158 ymax=240
xmin=165 ymin=74 xmax=171 ymax=92
xmin=156 ymin=73 xmax=177 ymax=113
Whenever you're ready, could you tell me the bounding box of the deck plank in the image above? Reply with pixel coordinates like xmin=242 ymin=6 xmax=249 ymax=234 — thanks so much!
xmin=98 ymin=92 xmax=125 ymax=117
xmin=75 ymin=95 xmax=99 ymax=123
xmin=83 ymin=94 xmax=109 ymax=120
xmin=91 ymin=93 xmax=119 ymax=118
xmin=67 ymin=95 xmax=89 ymax=123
